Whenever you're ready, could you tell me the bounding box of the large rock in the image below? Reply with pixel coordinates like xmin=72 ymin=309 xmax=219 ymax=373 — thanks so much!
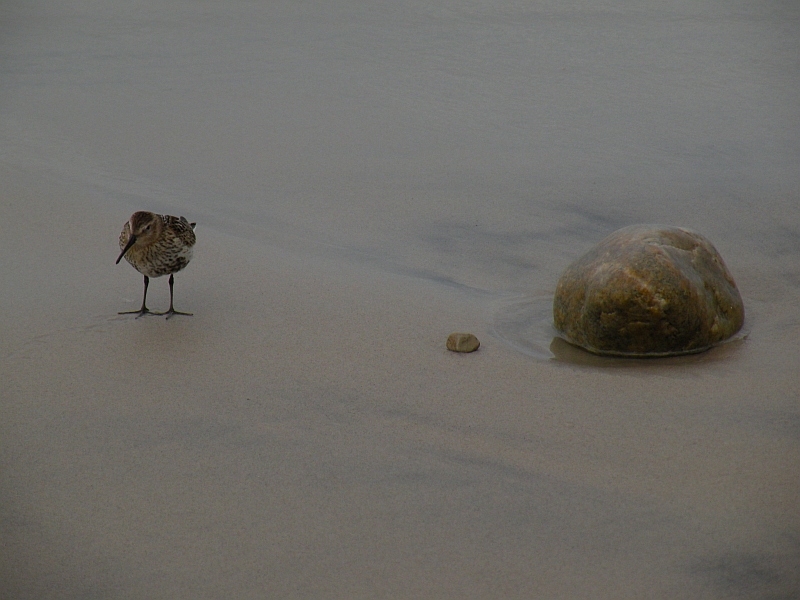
xmin=553 ymin=225 xmax=744 ymax=357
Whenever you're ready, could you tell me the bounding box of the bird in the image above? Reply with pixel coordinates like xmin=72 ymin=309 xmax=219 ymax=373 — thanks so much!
xmin=116 ymin=211 xmax=196 ymax=318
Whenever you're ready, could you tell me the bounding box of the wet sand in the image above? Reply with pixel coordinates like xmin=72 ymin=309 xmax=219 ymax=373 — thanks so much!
xmin=1 ymin=1 xmax=799 ymax=598
xmin=2 ymin=164 xmax=798 ymax=599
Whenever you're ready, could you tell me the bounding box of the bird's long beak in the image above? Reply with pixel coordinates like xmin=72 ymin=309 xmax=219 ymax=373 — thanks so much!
xmin=116 ymin=235 xmax=137 ymax=264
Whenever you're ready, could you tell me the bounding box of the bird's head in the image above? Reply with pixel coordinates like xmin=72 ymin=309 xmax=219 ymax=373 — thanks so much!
xmin=116 ymin=211 xmax=162 ymax=264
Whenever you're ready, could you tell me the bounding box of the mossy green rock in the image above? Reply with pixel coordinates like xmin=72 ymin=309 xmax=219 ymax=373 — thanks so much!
xmin=553 ymin=225 xmax=744 ymax=357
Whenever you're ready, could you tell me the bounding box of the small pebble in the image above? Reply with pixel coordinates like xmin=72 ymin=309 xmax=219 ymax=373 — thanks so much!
xmin=446 ymin=333 xmax=480 ymax=353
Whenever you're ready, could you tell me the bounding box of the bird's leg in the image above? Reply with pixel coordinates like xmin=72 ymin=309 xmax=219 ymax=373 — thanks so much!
xmin=119 ymin=275 xmax=158 ymax=317
xmin=159 ymin=274 xmax=193 ymax=319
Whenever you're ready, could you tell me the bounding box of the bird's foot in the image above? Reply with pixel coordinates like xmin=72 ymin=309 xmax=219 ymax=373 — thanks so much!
xmin=155 ymin=308 xmax=194 ymax=319
xmin=118 ymin=307 xmax=159 ymax=318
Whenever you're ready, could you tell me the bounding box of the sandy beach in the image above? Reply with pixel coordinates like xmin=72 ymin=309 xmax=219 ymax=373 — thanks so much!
xmin=2 ymin=165 xmax=798 ymax=598
xmin=1 ymin=1 xmax=799 ymax=598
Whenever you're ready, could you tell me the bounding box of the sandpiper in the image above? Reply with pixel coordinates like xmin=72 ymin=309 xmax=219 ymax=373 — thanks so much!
xmin=116 ymin=211 xmax=197 ymax=318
